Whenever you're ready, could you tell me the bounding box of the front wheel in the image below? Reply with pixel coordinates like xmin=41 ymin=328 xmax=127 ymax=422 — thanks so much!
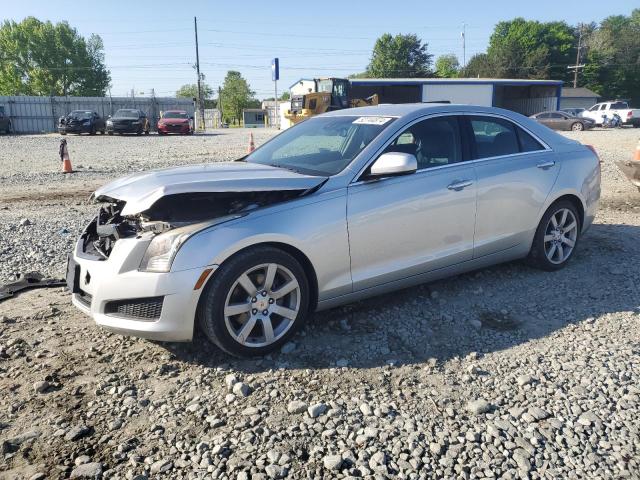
xmin=527 ymin=200 xmax=580 ymax=271
xmin=571 ymin=122 xmax=584 ymax=131
xmin=197 ymin=247 xmax=310 ymax=357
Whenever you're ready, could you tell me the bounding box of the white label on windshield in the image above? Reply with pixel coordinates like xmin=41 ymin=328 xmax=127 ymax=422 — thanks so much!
xmin=353 ymin=116 xmax=393 ymax=125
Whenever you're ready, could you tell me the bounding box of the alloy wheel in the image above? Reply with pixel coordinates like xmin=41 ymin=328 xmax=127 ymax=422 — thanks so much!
xmin=223 ymin=263 xmax=301 ymax=348
xmin=571 ymin=122 xmax=584 ymax=131
xmin=544 ymin=208 xmax=578 ymax=264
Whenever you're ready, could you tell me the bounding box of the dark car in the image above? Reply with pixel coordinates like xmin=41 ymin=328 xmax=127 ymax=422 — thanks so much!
xmin=106 ymin=109 xmax=150 ymax=135
xmin=0 ymin=106 xmax=11 ymax=134
xmin=530 ymin=111 xmax=594 ymax=131
xmin=157 ymin=110 xmax=193 ymax=135
xmin=59 ymin=110 xmax=106 ymax=135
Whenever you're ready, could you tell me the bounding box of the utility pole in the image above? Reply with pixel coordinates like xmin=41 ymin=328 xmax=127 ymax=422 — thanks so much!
xmin=568 ymin=24 xmax=585 ymax=88
xmin=194 ymin=16 xmax=205 ymax=131
xmin=461 ymin=23 xmax=466 ymax=69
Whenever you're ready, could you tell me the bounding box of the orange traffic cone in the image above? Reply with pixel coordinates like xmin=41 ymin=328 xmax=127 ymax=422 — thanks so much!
xmin=634 ymin=139 xmax=640 ymax=161
xmin=60 ymin=139 xmax=73 ymax=173
xmin=248 ymin=132 xmax=255 ymax=153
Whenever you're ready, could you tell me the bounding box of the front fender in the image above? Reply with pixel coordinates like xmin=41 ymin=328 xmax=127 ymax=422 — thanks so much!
xmin=171 ymin=190 xmax=352 ymax=302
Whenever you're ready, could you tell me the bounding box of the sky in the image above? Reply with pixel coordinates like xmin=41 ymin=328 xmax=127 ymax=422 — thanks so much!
xmin=1 ymin=0 xmax=637 ymax=99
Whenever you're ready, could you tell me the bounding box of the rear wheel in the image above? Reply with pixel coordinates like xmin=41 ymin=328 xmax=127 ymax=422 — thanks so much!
xmin=527 ymin=200 xmax=580 ymax=271
xmin=571 ymin=122 xmax=584 ymax=131
xmin=198 ymin=247 xmax=310 ymax=357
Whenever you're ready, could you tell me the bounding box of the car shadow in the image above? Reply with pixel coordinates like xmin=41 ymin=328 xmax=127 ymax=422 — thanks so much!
xmin=161 ymin=222 xmax=639 ymax=372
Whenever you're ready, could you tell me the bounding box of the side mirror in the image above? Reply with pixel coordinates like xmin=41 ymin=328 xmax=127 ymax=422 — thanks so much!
xmin=369 ymin=152 xmax=417 ymax=178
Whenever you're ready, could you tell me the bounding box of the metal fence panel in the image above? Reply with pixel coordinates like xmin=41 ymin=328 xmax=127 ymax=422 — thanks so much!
xmin=0 ymin=95 xmax=195 ymax=133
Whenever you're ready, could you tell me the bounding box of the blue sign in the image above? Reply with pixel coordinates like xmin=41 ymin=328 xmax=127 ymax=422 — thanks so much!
xmin=271 ymin=58 xmax=279 ymax=81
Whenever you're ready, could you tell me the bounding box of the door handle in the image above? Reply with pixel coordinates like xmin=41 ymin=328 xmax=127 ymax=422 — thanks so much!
xmin=447 ymin=180 xmax=474 ymax=191
xmin=536 ymin=161 xmax=556 ymax=169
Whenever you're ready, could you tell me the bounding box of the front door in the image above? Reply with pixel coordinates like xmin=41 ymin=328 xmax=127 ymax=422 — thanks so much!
xmin=347 ymin=115 xmax=477 ymax=291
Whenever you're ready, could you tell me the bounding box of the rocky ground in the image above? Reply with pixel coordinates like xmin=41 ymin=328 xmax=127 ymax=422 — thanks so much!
xmin=0 ymin=127 xmax=639 ymax=479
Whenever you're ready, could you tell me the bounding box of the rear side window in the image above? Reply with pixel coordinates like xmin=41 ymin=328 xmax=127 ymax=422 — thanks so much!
xmin=610 ymin=102 xmax=627 ymax=109
xmin=470 ymin=116 xmax=544 ymax=158
xmin=516 ymin=127 xmax=545 ymax=152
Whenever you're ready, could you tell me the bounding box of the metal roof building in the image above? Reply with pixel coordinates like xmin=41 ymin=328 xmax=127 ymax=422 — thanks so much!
xmin=348 ymin=78 xmax=563 ymax=116
xmin=559 ymin=87 xmax=600 ymax=110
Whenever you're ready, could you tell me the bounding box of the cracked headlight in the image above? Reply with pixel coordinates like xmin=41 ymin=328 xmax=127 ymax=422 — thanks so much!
xmin=139 ymin=215 xmax=242 ymax=273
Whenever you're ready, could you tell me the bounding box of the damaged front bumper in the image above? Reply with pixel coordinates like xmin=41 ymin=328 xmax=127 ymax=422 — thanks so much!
xmin=616 ymin=159 xmax=640 ymax=191
xmin=68 ymin=222 xmax=215 ymax=342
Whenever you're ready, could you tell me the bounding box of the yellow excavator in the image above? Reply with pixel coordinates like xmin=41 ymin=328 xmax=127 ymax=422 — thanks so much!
xmin=285 ymin=78 xmax=378 ymax=125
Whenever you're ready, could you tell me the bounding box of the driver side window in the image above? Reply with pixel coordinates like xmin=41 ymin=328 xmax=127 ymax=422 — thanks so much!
xmin=384 ymin=116 xmax=462 ymax=170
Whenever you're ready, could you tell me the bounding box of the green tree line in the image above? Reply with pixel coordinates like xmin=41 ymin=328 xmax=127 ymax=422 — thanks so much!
xmin=0 ymin=17 xmax=110 ymax=96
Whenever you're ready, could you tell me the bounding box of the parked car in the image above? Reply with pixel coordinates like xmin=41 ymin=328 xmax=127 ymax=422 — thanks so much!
xmin=530 ymin=111 xmax=595 ymax=131
xmin=106 ymin=109 xmax=150 ymax=135
xmin=582 ymin=101 xmax=640 ymax=127
xmin=58 ymin=110 xmax=106 ymax=135
xmin=561 ymin=108 xmax=585 ymax=117
xmin=0 ymin=106 xmax=11 ymax=134
xmin=157 ymin=110 xmax=193 ymax=135
xmin=67 ymin=104 xmax=600 ymax=356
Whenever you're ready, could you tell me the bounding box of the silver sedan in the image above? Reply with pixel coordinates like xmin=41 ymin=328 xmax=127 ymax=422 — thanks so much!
xmin=67 ymin=104 xmax=600 ymax=356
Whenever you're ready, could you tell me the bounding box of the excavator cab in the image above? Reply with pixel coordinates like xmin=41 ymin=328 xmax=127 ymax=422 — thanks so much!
xmin=316 ymin=78 xmax=350 ymax=110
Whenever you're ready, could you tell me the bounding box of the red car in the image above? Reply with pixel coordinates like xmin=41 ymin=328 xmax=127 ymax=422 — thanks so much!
xmin=157 ymin=110 xmax=193 ymax=135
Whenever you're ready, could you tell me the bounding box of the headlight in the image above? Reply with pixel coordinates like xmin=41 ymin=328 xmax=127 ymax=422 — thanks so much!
xmin=106 ymin=120 xmax=113 ymax=126
xmin=139 ymin=215 xmax=243 ymax=273
xmin=132 ymin=121 xmax=140 ymax=125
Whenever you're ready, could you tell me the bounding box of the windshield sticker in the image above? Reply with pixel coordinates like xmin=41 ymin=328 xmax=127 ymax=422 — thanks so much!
xmin=353 ymin=116 xmax=393 ymax=125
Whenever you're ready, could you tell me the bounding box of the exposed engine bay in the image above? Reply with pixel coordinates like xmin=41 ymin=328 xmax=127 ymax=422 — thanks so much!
xmin=82 ymin=190 xmax=309 ymax=259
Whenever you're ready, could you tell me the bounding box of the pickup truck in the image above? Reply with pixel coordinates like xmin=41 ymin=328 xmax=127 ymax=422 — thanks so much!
xmin=582 ymin=101 xmax=640 ymax=127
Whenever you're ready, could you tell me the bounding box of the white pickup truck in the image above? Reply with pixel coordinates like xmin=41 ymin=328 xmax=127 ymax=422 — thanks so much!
xmin=582 ymin=101 xmax=640 ymax=127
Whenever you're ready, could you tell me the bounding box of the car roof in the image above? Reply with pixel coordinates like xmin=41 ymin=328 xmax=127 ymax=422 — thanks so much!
xmin=321 ymin=102 xmax=533 ymax=119
xmin=320 ymin=103 xmax=577 ymax=150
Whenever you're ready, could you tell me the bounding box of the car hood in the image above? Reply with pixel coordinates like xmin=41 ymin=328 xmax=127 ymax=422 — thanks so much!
xmin=93 ymin=161 xmax=327 ymax=216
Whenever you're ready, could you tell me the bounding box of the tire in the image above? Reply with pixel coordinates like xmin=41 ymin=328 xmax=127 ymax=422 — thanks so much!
xmin=571 ymin=122 xmax=584 ymax=131
xmin=107 ymin=131 xmax=113 ymax=136
xmin=527 ymin=200 xmax=581 ymax=271
xmin=100 ymin=129 xmax=105 ymax=135
xmin=197 ymin=246 xmax=310 ymax=357
xmin=60 ymin=131 xmax=67 ymax=136
xmin=90 ymin=126 xmax=96 ymax=135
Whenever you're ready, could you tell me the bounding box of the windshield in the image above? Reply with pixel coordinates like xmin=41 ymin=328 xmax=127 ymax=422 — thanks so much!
xmin=70 ymin=111 xmax=93 ymax=119
xmin=163 ymin=111 xmax=188 ymax=119
xmin=246 ymin=115 xmax=394 ymax=176
xmin=114 ymin=109 xmax=140 ymax=119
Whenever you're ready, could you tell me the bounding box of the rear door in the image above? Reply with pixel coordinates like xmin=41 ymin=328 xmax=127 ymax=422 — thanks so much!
xmin=467 ymin=115 xmax=560 ymax=257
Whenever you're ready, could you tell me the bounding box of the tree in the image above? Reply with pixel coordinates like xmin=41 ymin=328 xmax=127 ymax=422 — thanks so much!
xmin=366 ymin=34 xmax=433 ymax=77
xmin=486 ymin=18 xmax=575 ymax=81
xmin=0 ymin=17 xmax=110 ymax=96
xmin=219 ymin=71 xmax=255 ymax=125
xmin=176 ymin=82 xmax=214 ymax=100
xmin=280 ymin=91 xmax=290 ymax=101
xmin=435 ymin=54 xmax=460 ymax=78
xmin=581 ymin=10 xmax=640 ymax=105
xmin=460 ymin=53 xmax=495 ymax=78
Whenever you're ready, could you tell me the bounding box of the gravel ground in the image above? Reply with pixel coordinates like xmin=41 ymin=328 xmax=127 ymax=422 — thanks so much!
xmin=0 ymin=127 xmax=639 ymax=479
